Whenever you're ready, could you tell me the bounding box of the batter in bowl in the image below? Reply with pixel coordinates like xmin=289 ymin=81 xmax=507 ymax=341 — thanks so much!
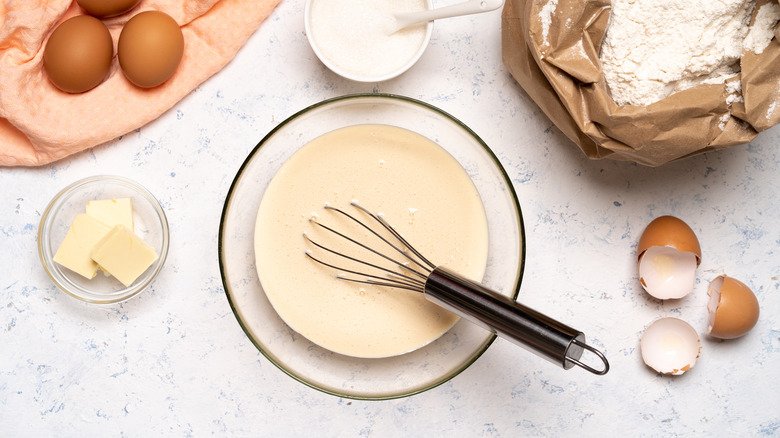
xmin=254 ymin=124 xmax=488 ymax=358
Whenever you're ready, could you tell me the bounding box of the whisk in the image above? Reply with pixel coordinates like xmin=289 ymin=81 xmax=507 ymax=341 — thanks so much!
xmin=304 ymin=203 xmax=610 ymax=375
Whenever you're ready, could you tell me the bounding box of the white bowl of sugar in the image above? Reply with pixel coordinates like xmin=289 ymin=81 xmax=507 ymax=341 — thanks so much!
xmin=305 ymin=0 xmax=433 ymax=82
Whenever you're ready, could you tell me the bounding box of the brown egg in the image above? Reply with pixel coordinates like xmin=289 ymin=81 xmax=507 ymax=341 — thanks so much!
xmin=77 ymin=0 xmax=142 ymax=18
xmin=637 ymin=216 xmax=701 ymax=263
xmin=43 ymin=15 xmax=114 ymax=94
xmin=706 ymin=275 xmax=759 ymax=339
xmin=118 ymin=11 xmax=184 ymax=88
xmin=637 ymin=216 xmax=702 ymax=300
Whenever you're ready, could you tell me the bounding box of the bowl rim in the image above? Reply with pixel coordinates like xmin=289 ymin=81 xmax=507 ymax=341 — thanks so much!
xmin=37 ymin=174 xmax=170 ymax=304
xmin=303 ymin=0 xmax=434 ymax=82
xmin=218 ymin=93 xmax=526 ymax=399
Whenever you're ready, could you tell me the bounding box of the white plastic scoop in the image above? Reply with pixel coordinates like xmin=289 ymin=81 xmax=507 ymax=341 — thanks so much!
xmin=390 ymin=0 xmax=505 ymax=34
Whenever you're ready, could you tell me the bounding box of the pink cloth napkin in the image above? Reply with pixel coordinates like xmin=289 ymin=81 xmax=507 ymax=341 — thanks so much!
xmin=0 ymin=0 xmax=280 ymax=166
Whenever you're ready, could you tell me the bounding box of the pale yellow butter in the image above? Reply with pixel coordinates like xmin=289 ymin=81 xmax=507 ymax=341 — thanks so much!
xmin=91 ymin=225 xmax=158 ymax=287
xmin=86 ymin=198 xmax=133 ymax=229
xmin=53 ymin=214 xmax=111 ymax=279
xmin=85 ymin=198 xmax=133 ymax=276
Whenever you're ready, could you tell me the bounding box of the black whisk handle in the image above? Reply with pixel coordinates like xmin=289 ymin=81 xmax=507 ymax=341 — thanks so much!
xmin=424 ymin=267 xmax=608 ymax=375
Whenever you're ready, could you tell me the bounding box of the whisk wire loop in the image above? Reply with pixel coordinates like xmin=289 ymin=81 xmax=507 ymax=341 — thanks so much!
xmin=339 ymin=276 xmax=425 ymax=293
xmin=348 ymin=203 xmax=437 ymax=271
xmin=328 ymin=203 xmax=437 ymax=273
xmin=304 ymin=234 xmax=426 ymax=292
xmin=307 ymin=215 xmax=430 ymax=282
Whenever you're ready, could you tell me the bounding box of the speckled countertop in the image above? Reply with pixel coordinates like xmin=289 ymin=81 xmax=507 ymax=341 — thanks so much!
xmin=1 ymin=1 xmax=779 ymax=436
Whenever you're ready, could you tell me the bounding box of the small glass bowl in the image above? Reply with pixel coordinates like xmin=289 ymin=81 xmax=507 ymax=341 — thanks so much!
xmin=38 ymin=175 xmax=169 ymax=304
xmin=220 ymin=94 xmax=525 ymax=399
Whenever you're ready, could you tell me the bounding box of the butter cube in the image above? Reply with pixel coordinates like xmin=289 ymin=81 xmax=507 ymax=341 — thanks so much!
xmin=91 ymin=225 xmax=158 ymax=287
xmin=86 ymin=198 xmax=134 ymax=230
xmin=53 ymin=214 xmax=111 ymax=279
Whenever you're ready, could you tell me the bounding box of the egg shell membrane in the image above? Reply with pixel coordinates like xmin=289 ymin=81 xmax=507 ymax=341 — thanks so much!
xmin=637 ymin=216 xmax=701 ymax=265
xmin=638 ymin=246 xmax=697 ymax=300
xmin=640 ymin=317 xmax=701 ymax=375
xmin=707 ymin=275 xmax=760 ymax=339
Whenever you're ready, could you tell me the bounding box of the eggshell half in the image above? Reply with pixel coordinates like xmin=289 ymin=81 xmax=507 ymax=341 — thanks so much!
xmin=637 ymin=216 xmax=701 ymax=264
xmin=638 ymin=245 xmax=698 ymax=299
xmin=640 ymin=317 xmax=701 ymax=375
xmin=707 ymin=275 xmax=760 ymax=339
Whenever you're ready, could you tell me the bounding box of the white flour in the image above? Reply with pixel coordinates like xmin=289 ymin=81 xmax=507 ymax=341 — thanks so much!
xmin=539 ymin=0 xmax=559 ymax=45
xmin=744 ymin=2 xmax=780 ymax=54
xmin=725 ymin=79 xmax=743 ymax=104
xmin=597 ymin=0 xmax=772 ymax=106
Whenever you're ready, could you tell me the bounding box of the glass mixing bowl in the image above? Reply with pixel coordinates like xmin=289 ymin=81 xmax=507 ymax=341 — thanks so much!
xmin=38 ymin=175 xmax=169 ymax=304
xmin=219 ymin=94 xmax=524 ymax=399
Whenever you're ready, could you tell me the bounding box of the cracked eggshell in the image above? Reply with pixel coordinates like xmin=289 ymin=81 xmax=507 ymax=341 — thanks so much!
xmin=637 ymin=216 xmax=702 ymax=262
xmin=637 ymin=216 xmax=701 ymax=300
xmin=707 ymin=275 xmax=759 ymax=339
xmin=640 ymin=317 xmax=701 ymax=375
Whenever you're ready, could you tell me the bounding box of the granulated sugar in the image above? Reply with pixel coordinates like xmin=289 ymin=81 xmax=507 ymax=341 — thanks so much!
xmin=599 ymin=0 xmax=765 ymax=106
xmin=309 ymin=0 xmax=428 ymax=79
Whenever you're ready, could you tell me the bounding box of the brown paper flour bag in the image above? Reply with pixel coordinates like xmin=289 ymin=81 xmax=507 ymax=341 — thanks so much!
xmin=502 ymin=0 xmax=780 ymax=166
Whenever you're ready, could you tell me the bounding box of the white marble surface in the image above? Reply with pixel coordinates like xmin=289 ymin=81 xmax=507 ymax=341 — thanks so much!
xmin=2 ymin=1 xmax=779 ymax=436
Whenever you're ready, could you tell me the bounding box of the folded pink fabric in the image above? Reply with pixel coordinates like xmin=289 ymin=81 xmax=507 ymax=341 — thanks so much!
xmin=0 ymin=0 xmax=280 ymax=166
